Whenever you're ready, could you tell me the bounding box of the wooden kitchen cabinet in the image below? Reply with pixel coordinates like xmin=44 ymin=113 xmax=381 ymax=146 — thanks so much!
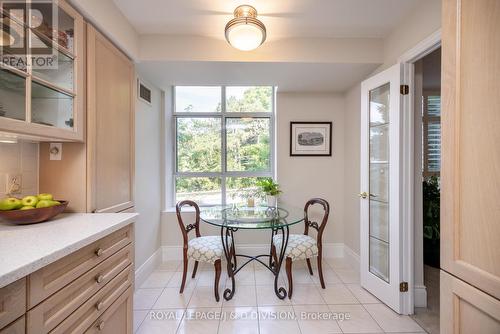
xmin=441 ymin=0 xmax=500 ymax=332
xmin=0 ymin=0 xmax=85 ymax=142
xmin=39 ymin=23 xmax=135 ymax=213
xmin=0 ymin=225 xmax=134 ymax=334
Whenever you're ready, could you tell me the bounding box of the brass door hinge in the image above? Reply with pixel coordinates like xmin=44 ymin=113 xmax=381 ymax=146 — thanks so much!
xmin=400 ymin=282 xmax=409 ymax=292
xmin=400 ymin=85 xmax=409 ymax=95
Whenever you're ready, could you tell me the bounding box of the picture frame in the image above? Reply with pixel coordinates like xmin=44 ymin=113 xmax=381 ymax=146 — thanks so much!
xmin=290 ymin=122 xmax=332 ymax=156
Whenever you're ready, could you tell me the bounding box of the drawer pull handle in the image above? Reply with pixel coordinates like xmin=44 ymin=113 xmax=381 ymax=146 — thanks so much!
xmin=95 ymin=274 xmax=104 ymax=283
xmin=96 ymin=301 xmax=104 ymax=310
xmin=95 ymin=248 xmax=104 ymax=257
xmin=96 ymin=320 xmax=105 ymax=330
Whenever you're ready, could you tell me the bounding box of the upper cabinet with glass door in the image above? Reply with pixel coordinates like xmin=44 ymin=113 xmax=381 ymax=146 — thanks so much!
xmin=0 ymin=0 xmax=84 ymax=141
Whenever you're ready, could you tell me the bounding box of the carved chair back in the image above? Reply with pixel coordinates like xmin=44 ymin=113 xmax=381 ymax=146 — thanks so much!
xmin=303 ymin=198 xmax=330 ymax=248
xmin=176 ymin=200 xmax=201 ymax=250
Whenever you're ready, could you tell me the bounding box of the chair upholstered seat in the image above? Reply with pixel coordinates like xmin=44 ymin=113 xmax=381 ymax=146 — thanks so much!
xmin=273 ymin=234 xmax=318 ymax=261
xmin=187 ymin=236 xmax=231 ymax=264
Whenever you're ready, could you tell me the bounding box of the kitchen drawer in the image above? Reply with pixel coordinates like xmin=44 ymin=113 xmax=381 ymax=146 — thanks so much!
xmin=0 ymin=316 xmax=25 ymax=334
xmin=85 ymin=287 xmax=132 ymax=334
xmin=27 ymin=245 xmax=132 ymax=333
xmin=0 ymin=278 xmax=26 ymax=329
xmin=28 ymin=225 xmax=132 ymax=307
xmin=49 ymin=265 xmax=132 ymax=334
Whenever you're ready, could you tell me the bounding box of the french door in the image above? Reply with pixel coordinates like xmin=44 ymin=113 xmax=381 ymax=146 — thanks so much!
xmin=360 ymin=63 xmax=408 ymax=313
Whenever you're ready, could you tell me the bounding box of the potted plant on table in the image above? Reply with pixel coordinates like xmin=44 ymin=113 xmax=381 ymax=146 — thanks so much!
xmin=257 ymin=178 xmax=282 ymax=208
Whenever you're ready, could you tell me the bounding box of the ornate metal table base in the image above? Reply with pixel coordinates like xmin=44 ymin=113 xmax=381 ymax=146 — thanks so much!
xmin=220 ymin=225 xmax=290 ymax=300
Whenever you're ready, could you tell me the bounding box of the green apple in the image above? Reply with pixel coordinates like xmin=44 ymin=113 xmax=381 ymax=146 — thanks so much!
xmin=49 ymin=200 xmax=61 ymax=206
xmin=0 ymin=198 xmax=23 ymax=211
xmin=21 ymin=195 xmax=39 ymax=207
xmin=38 ymin=193 xmax=54 ymax=201
xmin=20 ymin=206 xmax=35 ymax=210
xmin=36 ymin=200 xmax=53 ymax=209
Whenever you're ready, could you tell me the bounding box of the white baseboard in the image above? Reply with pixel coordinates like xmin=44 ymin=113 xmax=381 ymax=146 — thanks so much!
xmin=162 ymin=242 xmax=345 ymax=262
xmin=135 ymin=248 xmax=162 ymax=290
xmin=414 ymin=285 xmax=428 ymax=307
xmin=343 ymin=244 xmax=360 ymax=267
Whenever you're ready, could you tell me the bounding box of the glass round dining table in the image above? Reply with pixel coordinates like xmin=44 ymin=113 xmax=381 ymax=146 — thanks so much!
xmin=199 ymin=205 xmax=305 ymax=300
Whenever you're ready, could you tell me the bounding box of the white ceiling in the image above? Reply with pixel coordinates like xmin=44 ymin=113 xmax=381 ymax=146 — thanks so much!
xmin=137 ymin=61 xmax=379 ymax=92
xmin=113 ymin=0 xmax=419 ymax=40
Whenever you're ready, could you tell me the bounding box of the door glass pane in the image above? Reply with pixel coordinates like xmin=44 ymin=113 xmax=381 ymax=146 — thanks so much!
xmin=31 ymin=81 xmax=73 ymax=129
xmin=175 ymin=177 xmax=221 ymax=206
xmin=176 ymin=117 xmax=221 ymax=172
xmin=226 ymin=86 xmax=273 ymax=113
xmin=369 ymin=83 xmax=390 ymax=283
xmin=175 ymin=86 xmax=221 ymax=113
xmin=0 ymin=69 xmax=25 ymax=121
xmin=226 ymin=118 xmax=271 ymax=172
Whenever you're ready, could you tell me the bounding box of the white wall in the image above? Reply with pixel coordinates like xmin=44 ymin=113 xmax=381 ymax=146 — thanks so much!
xmin=379 ymin=0 xmax=441 ymax=72
xmin=160 ymin=91 xmax=346 ymax=252
xmin=134 ymin=74 xmax=163 ymax=269
xmin=277 ymin=92 xmax=344 ymax=244
xmin=343 ymin=84 xmax=361 ymax=254
xmin=0 ymin=142 xmax=39 ymax=198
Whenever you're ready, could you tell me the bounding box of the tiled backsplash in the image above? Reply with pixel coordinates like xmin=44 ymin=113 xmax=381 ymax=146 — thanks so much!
xmin=0 ymin=142 xmax=39 ymax=198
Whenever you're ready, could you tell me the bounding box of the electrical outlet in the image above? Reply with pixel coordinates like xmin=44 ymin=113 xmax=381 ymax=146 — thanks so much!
xmin=49 ymin=143 xmax=62 ymax=160
xmin=6 ymin=174 xmax=22 ymax=195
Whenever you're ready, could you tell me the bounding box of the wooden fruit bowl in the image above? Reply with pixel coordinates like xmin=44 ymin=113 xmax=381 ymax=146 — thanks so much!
xmin=0 ymin=201 xmax=69 ymax=225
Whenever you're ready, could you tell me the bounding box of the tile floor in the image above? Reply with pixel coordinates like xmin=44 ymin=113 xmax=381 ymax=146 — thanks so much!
xmin=134 ymin=257 xmax=427 ymax=334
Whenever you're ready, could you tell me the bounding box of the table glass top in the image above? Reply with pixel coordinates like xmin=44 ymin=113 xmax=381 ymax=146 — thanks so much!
xmin=199 ymin=205 xmax=305 ymax=229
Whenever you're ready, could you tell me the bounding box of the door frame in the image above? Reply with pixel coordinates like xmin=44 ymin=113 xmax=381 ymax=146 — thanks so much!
xmin=397 ymin=29 xmax=441 ymax=314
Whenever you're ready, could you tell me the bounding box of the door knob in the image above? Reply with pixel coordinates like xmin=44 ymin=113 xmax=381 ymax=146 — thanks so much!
xmin=359 ymin=192 xmax=368 ymax=199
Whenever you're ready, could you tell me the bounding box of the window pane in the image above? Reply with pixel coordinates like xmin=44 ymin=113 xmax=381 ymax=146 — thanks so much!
xmin=176 ymin=177 xmax=221 ymax=206
xmin=427 ymin=121 xmax=441 ymax=172
xmin=175 ymin=86 xmax=221 ymax=113
xmin=426 ymin=95 xmax=441 ymax=117
xmin=226 ymin=118 xmax=270 ymax=172
xmin=226 ymin=86 xmax=272 ymax=113
xmin=177 ymin=117 xmax=221 ymax=172
xmin=226 ymin=177 xmax=268 ymax=206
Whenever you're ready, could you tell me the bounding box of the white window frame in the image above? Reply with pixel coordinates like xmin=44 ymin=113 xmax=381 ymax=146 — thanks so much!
xmin=172 ymin=86 xmax=276 ymax=205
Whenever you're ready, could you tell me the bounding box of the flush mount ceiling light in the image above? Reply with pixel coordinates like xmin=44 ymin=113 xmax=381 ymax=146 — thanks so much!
xmin=225 ymin=5 xmax=266 ymax=51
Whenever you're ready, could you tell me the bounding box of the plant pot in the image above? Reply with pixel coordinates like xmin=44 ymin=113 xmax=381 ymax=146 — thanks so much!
xmin=266 ymin=195 xmax=277 ymax=208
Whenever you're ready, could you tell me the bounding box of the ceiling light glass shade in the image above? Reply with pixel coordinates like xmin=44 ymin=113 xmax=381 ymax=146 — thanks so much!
xmin=225 ymin=5 xmax=266 ymax=51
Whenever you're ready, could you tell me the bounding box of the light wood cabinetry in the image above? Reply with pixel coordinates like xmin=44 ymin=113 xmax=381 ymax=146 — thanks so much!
xmin=0 ymin=225 xmax=134 ymax=334
xmin=441 ymin=0 xmax=500 ymax=332
xmin=0 ymin=0 xmax=85 ymax=141
xmin=39 ymin=23 xmax=135 ymax=213
xmin=0 ymin=279 xmax=25 ymax=329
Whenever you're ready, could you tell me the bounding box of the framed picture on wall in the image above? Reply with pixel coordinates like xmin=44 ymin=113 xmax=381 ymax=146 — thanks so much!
xmin=290 ymin=122 xmax=332 ymax=156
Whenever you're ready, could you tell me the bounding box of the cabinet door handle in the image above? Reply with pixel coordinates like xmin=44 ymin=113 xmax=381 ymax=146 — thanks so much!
xmin=359 ymin=192 xmax=368 ymax=199
xmin=95 ymin=274 xmax=104 ymax=283
xmin=96 ymin=320 xmax=105 ymax=330
xmin=95 ymin=301 xmax=104 ymax=310
xmin=95 ymin=248 xmax=104 ymax=257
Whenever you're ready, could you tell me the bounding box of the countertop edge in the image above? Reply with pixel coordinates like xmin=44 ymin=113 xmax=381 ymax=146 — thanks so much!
xmin=0 ymin=213 xmax=137 ymax=289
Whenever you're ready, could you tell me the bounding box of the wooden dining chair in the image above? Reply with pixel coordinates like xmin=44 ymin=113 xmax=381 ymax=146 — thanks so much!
xmin=272 ymin=198 xmax=330 ymax=298
xmin=176 ymin=200 xmax=231 ymax=302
